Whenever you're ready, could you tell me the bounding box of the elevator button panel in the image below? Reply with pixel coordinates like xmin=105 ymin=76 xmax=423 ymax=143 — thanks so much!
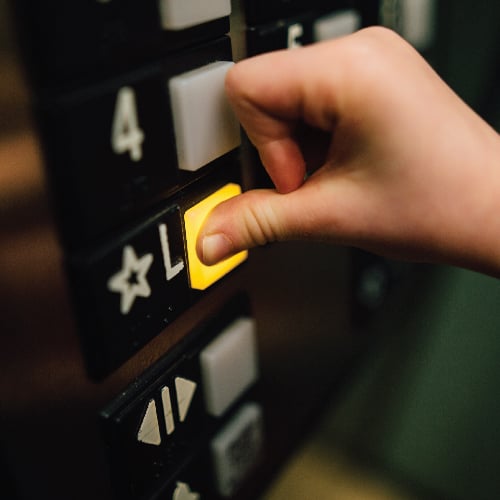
xmin=101 ymin=297 xmax=260 ymax=500
xmin=6 ymin=2 xmax=381 ymax=499
xmin=41 ymin=36 xmax=233 ymax=248
xmin=14 ymin=0 xmax=376 ymax=383
xmin=27 ymin=19 xmax=245 ymax=379
xmin=70 ymin=181 xmax=247 ymax=379
xmin=169 ymin=61 xmax=241 ymax=172
xmin=69 ymin=203 xmax=188 ymax=379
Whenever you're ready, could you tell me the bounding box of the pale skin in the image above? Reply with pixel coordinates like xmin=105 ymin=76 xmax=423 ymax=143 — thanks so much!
xmin=197 ymin=27 xmax=500 ymax=277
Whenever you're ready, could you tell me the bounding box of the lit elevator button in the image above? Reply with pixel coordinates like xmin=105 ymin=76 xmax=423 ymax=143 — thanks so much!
xmin=200 ymin=317 xmax=258 ymax=417
xmin=169 ymin=61 xmax=241 ymax=172
xmin=159 ymin=0 xmax=231 ymax=30
xmin=184 ymin=183 xmax=247 ymax=290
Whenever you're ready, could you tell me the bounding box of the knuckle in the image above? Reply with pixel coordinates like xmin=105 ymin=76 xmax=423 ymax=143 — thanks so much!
xmin=241 ymin=192 xmax=282 ymax=247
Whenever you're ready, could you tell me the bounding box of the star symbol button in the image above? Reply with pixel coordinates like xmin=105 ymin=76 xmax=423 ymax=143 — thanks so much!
xmin=107 ymin=245 xmax=154 ymax=315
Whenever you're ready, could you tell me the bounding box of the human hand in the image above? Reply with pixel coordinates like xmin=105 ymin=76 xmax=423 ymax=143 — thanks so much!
xmin=197 ymin=27 xmax=500 ymax=276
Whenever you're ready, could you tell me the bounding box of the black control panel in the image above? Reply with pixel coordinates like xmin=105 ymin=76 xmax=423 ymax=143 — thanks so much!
xmin=14 ymin=2 xmax=246 ymax=379
xmin=101 ymin=295 xmax=261 ymax=500
xmin=1 ymin=1 xmax=379 ymax=499
xmin=12 ymin=0 xmax=379 ymax=381
xmin=13 ymin=1 xmax=231 ymax=89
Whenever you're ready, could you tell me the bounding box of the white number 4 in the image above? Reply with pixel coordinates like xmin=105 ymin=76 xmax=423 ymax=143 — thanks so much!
xmin=111 ymin=86 xmax=145 ymax=162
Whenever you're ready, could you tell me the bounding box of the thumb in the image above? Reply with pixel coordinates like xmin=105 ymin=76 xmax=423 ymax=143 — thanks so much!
xmin=196 ymin=174 xmax=359 ymax=265
xmin=196 ymin=189 xmax=300 ymax=265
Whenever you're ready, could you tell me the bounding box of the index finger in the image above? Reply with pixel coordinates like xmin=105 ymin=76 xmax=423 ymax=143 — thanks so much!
xmin=224 ymin=40 xmax=344 ymax=192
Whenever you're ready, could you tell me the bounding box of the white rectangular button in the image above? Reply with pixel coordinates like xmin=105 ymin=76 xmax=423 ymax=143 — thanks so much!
xmin=200 ymin=317 xmax=258 ymax=417
xmin=211 ymin=403 xmax=263 ymax=497
xmin=159 ymin=0 xmax=231 ymax=30
xmin=399 ymin=0 xmax=436 ymax=50
xmin=169 ymin=61 xmax=241 ymax=172
xmin=313 ymin=9 xmax=361 ymax=42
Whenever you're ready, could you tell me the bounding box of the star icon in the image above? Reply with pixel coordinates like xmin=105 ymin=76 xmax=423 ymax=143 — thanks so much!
xmin=107 ymin=245 xmax=154 ymax=315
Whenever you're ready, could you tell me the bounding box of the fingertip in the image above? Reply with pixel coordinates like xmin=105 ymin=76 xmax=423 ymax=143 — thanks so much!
xmin=259 ymin=138 xmax=306 ymax=194
xmin=196 ymin=198 xmax=236 ymax=265
xmin=273 ymin=172 xmax=305 ymax=194
xmin=197 ymin=232 xmax=235 ymax=266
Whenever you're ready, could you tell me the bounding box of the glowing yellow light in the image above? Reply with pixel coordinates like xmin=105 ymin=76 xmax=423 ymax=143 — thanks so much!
xmin=184 ymin=183 xmax=247 ymax=290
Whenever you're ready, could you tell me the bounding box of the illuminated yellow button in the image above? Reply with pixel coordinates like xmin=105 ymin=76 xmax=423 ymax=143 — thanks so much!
xmin=184 ymin=183 xmax=247 ymax=290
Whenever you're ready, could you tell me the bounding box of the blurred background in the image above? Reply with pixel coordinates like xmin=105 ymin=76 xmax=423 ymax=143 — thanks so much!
xmin=265 ymin=1 xmax=500 ymax=499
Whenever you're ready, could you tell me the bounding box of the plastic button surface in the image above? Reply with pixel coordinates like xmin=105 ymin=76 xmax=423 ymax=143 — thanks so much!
xmin=159 ymin=0 xmax=231 ymax=30
xmin=169 ymin=61 xmax=241 ymax=172
xmin=313 ymin=9 xmax=361 ymax=42
xmin=200 ymin=317 xmax=258 ymax=417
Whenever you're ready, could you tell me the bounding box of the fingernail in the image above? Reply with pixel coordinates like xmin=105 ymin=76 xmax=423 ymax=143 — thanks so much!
xmin=202 ymin=234 xmax=234 ymax=265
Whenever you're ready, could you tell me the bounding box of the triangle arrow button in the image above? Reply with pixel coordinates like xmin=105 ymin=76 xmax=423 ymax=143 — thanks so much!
xmin=175 ymin=377 xmax=197 ymax=422
xmin=137 ymin=399 xmax=161 ymax=446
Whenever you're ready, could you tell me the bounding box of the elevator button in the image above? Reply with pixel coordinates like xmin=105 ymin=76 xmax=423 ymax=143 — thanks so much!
xmin=175 ymin=377 xmax=197 ymax=423
xmin=313 ymin=10 xmax=361 ymax=42
xmin=200 ymin=317 xmax=258 ymax=417
xmin=169 ymin=61 xmax=241 ymax=172
xmin=211 ymin=403 xmax=263 ymax=497
xmin=159 ymin=0 xmax=231 ymax=30
xmin=184 ymin=183 xmax=247 ymax=291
